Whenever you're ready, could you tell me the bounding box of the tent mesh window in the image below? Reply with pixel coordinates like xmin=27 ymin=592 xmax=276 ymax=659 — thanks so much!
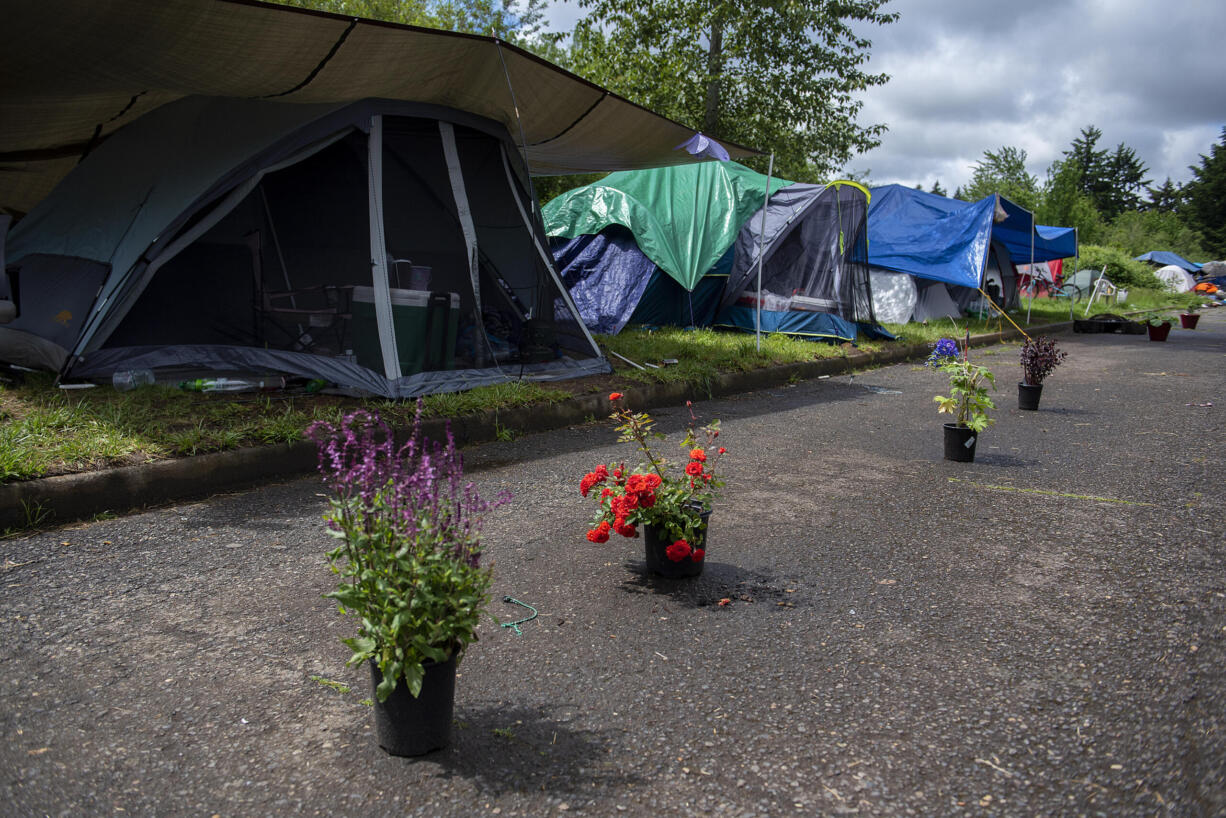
xmin=749 ymin=184 xmax=875 ymax=325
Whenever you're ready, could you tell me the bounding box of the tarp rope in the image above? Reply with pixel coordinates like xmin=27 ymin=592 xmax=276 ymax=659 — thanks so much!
xmin=500 ymin=596 xmax=537 ymax=635
xmin=976 ymin=287 xmax=1030 ymax=341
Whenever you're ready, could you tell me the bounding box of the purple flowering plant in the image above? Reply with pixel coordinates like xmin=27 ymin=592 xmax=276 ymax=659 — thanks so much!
xmin=307 ymin=404 xmax=509 ymax=701
xmin=927 ymin=336 xmax=996 ymax=432
xmin=1019 ymin=335 xmax=1068 ymax=386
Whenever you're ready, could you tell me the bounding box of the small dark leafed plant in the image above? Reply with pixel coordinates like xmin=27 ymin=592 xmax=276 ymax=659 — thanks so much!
xmin=307 ymin=403 xmax=509 ymax=701
xmin=1019 ymin=336 xmax=1068 ymax=386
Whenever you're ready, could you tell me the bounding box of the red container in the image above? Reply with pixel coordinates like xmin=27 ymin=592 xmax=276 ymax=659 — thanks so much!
xmin=1180 ymin=313 xmax=1200 ymax=329
xmin=1148 ymin=321 xmax=1171 ymax=342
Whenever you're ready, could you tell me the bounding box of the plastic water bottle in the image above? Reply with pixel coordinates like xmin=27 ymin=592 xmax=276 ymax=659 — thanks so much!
xmin=112 ymin=369 xmax=155 ymax=391
xmin=178 ymin=377 xmax=285 ymax=393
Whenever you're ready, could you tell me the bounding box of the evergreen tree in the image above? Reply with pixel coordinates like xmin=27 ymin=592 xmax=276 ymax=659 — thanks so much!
xmin=1145 ymin=178 xmax=1184 ymax=213
xmin=1060 ymin=125 xmax=1150 ymax=221
xmin=1036 ymin=158 xmax=1103 ymax=242
xmin=566 ymin=0 xmax=898 ymax=183
xmin=1184 ymin=127 xmax=1226 ymax=257
xmin=930 ymin=180 xmax=946 ymax=197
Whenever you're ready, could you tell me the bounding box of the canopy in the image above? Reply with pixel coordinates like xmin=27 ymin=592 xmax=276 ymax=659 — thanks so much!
xmin=2 ymin=96 xmax=611 ymax=396
xmin=0 ymin=0 xmax=756 ymax=219
xmin=543 ymin=162 xmax=792 ymax=291
xmin=867 ymin=185 xmax=1077 ymax=288
xmin=1135 ymin=251 xmax=1201 ymax=272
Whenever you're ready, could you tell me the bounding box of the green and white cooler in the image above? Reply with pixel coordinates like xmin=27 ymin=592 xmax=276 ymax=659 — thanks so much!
xmin=351 ymin=286 xmax=459 ymax=375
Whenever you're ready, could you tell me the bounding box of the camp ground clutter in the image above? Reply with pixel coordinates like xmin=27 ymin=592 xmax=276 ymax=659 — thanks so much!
xmin=0 ymin=0 xmax=1214 ymax=398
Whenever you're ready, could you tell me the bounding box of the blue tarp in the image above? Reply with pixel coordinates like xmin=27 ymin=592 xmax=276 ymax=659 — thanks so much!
xmin=551 ymin=227 xmax=658 ymax=335
xmin=867 ymin=185 xmax=1077 ymax=288
xmin=1134 ymin=251 xmax=1202 ymax=272
xmin=712 ymin=305 xmax=859 ymax=343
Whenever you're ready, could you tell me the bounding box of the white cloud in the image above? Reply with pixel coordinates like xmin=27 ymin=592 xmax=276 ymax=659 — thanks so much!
xmin=844 ymin=0 xmax=1226 ymax=193
xmin=542 ymin=0 xmax=1225 ymax=195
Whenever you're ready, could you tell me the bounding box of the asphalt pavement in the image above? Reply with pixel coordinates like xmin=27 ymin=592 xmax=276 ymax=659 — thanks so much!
xmin=2 ymin=312 xmax=1224 ymax=816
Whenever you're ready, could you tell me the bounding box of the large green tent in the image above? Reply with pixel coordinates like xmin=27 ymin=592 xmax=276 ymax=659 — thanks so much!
xmin=543 ymin=162 xmax=792 ymax=292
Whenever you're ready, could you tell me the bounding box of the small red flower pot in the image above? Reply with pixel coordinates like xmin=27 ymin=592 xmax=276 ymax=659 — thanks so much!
xmin=1180 ymin=313 xmax=1200 ymax=329
xmin=1147 ymin=321 xmax=1171 ymax=342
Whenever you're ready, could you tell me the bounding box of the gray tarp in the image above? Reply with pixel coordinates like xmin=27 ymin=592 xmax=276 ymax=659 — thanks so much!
xmin=0 ymin=0 xmax=756 ymax=219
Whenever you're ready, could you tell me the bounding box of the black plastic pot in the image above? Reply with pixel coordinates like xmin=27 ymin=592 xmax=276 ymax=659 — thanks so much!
xmin=1018 ymin=382 xmax=1043 ymax=411
xmin=643 ymin=507 xmax=711 ymax=578
xmin=942 ymin=423 xmax=978 ymax=463
xmin=370 ymin=654 xmax=457 ymax=756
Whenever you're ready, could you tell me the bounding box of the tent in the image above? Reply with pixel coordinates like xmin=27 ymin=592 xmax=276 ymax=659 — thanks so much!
xmin=0 ymin=0 xmax=754 ymax=395
xmin=545 ymin=163 xmax=875 ymax=342
xmin=714 ymin=180 xmax=875 ymax=342
xmin=1135 ymin=251 xmax=1201 ymax=273
xmin=866 ymin=184 xmax=1077 ymax=323
xmin=1154 ymin=264 xmax=1197 ymax=293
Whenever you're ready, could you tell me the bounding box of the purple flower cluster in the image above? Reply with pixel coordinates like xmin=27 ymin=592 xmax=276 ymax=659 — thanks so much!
xmin=307 ymin=404 xmax=509 ymax=567
xmin=926 ymin=337 xmax=960 ymax=366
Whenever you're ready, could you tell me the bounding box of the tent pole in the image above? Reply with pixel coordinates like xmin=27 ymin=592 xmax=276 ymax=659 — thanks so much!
xmin=1026 ymin=210 xmax=1035 ymax=324
xmin=756 ymin=152 xmax=774 ymax=352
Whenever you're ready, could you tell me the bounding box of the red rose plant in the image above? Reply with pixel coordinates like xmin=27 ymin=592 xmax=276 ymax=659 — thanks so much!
xmin=580 ymin=393 xmax=727 ymax=565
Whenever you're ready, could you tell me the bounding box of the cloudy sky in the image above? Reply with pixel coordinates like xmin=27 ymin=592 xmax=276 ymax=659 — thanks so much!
xmin=543 ymin=0 xmax=1224 ymax=193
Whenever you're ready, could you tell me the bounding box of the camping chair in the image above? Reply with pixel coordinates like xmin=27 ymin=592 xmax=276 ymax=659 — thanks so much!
xmin=1082 ymin=266 xmax=1118 ymax=316
xmin=258 ymin=284 xmax=353 ymax=354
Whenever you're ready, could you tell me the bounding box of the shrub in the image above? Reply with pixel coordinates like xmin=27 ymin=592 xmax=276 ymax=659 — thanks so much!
xmin=1075 ymin=245 xmax=1161 ymax=290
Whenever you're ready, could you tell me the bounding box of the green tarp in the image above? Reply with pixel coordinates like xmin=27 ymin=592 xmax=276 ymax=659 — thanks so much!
xmin=542 ymin=162 xmax=792 ymax=292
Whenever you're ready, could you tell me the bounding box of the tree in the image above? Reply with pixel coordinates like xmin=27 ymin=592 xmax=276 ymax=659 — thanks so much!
xmin=273 ymin=0 xmax=558 ymax=53
xmin=960 ymin=146 xmax=1039 ymax=210
xmin=1145 ymin=177 xmax=1184 ymax=213
xmin=1035 ymin=157 xmax=1103 ymax=243
xmin=1060 ymin=125 xmax=1149 ymax=221
xmin=566 ymin=0 xmax=898 ymax=183
xmin=1100 ymin=210 xmax=1207 ymax=261
xmin=1183 ymin=127 xmax=1226 ymax=257
xmin=929 ymin=180 xmax=946 ymax=197
xmin=1100 ymin=143 xmax=1150 ymax=219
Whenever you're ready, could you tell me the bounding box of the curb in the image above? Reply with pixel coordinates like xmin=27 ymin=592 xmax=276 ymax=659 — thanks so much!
xmin=0 ymin=321 xmax=1066 ymax=531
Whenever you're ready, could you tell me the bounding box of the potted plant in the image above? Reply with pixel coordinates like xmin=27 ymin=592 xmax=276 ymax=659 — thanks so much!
xmin=1141 ymin=311 xmax=1176 ymax=341
xmin=1180 ymin=311 xmax=1200 ymax=329
xmin=1017 ymin=335 xmax=1068 ymax=410
xmin=580 ymin=393 xmax=727 ymax=578
xmin=928 ymin=337 xmax=995 ymax=462
xmin=307 ymin=406 xmax=509 ymax=756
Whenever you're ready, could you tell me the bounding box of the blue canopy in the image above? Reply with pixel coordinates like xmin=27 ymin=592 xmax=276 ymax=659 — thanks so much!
xmin=1134 ymin=251 xmax=1201 ymax=272
xmin=867 ymin=185 xmax=1077 ymax=288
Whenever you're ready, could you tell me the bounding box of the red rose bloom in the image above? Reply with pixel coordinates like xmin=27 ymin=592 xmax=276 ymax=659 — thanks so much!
xmin=601 ymin=487 xmax=614 ymax=498
xmin=580 ymin=473 xmax=598 ymax=497
xmin=614 ymin=518 xmax=637 ymax=538
xmin=586 ymin=521 xmax=611 ymax=543
xmin=718 ymin=447 xmax=726 ymax=454
xmin=665 ymin=539 xmax=692 ymax=562
xmin=690 ymin=448 xmax=706 ymax=462
xmin=625 ymin=473 xmax=649 ymax=494
xmin=646 ymin=473 xmax=663 ymax=489
xmin=691 ymin=548 xmax=705 ymax=562
xmin=685 ymin=461 xmax=703 ymax=476
xmin=609 ymin=392 xmax=623 ymax=401
xmin=638 ymin=491 xmax=656 ymax=508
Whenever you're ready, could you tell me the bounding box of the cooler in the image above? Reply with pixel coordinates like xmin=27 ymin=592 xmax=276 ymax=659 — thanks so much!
xmin=351 ymin=285 xmax=459 ymax=375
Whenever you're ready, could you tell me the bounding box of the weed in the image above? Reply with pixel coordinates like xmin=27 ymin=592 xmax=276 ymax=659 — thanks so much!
xmin=493 ymin=727 xmax=515 ymax=738
xmin=309 ymin=675 xmax=351 ymax=695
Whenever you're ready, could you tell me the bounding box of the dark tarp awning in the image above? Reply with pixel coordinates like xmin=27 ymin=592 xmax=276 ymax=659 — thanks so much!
xmin=0 ymin=0 xmax=757 ymax=218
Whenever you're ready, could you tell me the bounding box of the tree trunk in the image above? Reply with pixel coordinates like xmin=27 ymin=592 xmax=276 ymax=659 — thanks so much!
xmin=704 ymin=18 xmax=723 ymax=135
